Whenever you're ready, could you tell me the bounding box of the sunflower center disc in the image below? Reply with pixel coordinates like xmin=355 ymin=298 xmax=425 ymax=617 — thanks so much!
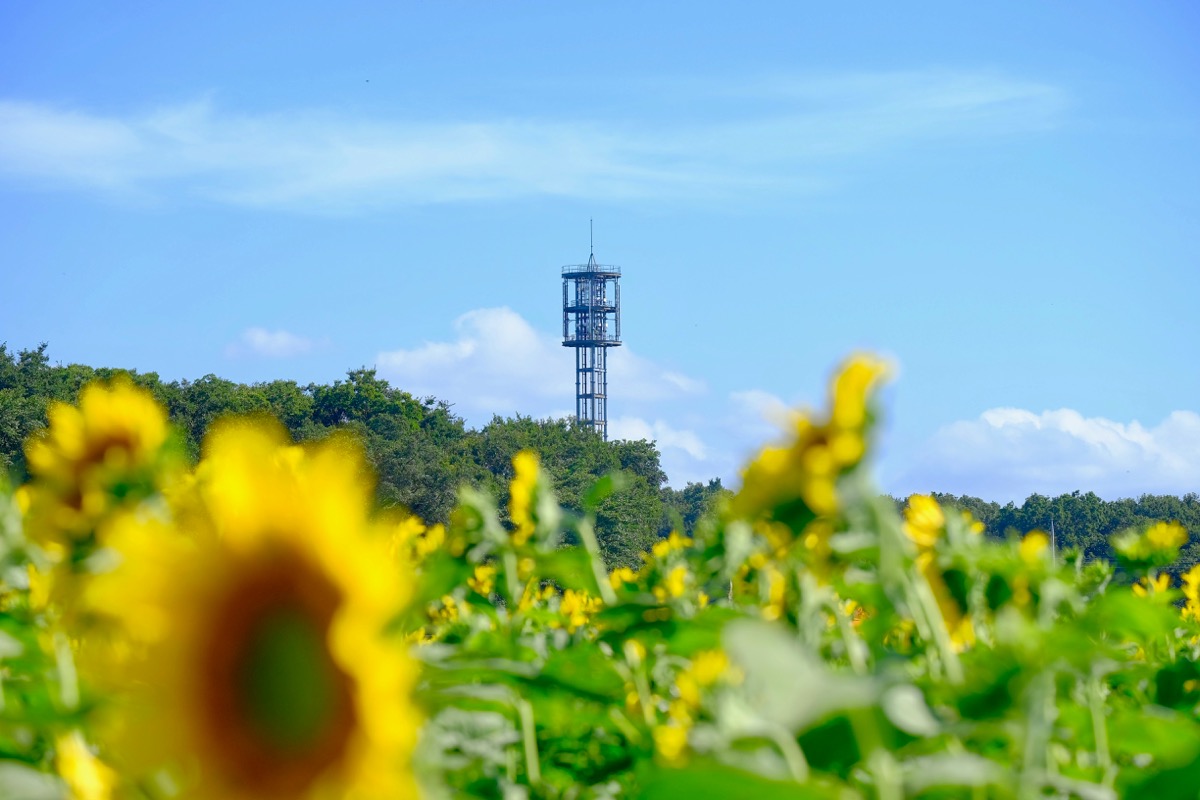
xmin=201 ymin=553 xmax=357 ymax=795
xmin=236 ymin=607 xmax=340 ymax=750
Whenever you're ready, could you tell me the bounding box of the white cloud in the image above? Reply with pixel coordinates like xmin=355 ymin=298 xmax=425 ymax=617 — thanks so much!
xmin=896 ymin=408 xmax=1200 ymax=501
xmin=610 ymin=415 xmax=714 ymax=488
xmin=375 ymin=307 xmax=701 ymax=417
xmin=0 ymin=71 xmax=1064 ymax=212
xmin=377 ymin=307 xmax=569 ymax=411
xmin=609 ymin=416 xmax=708 ymax=461
xmin=225 ymin=327 xmax=319 ymax=358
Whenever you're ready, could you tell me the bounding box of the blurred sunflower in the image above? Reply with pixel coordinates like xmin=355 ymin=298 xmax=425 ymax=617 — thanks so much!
xmin=904 ymin=495 xmax=975 ymax=651
xmin=23 ymin=376 xmax=176 ymax=544
xmin=56 ymin=730 xmax=116 ymax=800
xmin=1183 ymin=565 xmax=1200 ymax=623
xmin=731 ymin=354 xmax=887 ymax=524
xmin=85 ymin=420 xmax=419 ymax=800
xmin=508 ymin=450 xmax=540 ymax=546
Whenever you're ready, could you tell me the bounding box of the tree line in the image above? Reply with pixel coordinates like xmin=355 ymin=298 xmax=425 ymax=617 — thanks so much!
xmin=900 ymin=490 xmax=1200 ymax=577
xmin=0 ymin=344 xmax=728 ymax=568
xmin=3 ymin=344 xmax=1193 ymax=570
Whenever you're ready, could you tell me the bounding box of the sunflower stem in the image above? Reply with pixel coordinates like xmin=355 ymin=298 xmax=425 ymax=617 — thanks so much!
xmin=503 ymin=551 xmax=522 ymax=608
xmin=576 ymin=516 xmax=616 ymax=607
xmin=831 ymin=596 xmax=869 ymax=675
xmin=1018 ymin=669 xmax=1055 ymax=799
xmin=1088 ymin=670 xmax=1113 ymax=783
xmin=765 ymin=722 xmax=809 ymax=783
xmin=517 ymin=698 xmax=541 ymax=786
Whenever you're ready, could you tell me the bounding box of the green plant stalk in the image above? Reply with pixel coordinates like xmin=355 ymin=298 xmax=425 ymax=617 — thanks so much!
xmin=54 ymin=630 xmax=79 ymax=711
xmin=764 ymin=721 xmax=810 ymax=783
xmin=906 ymin=570 xmax=964 ymax=685
xmin=1087 ymin=672 xmax=1112 ymax=783
xmin=576 ymin=516 xmax=617 ymax=607
xmin=518 ymin=698 xmax=542 ymax=786
xmin=946 ymin=739 xmax=988 ymax=800
xmin=831 ymin=596 xmax=869 ymax=675
xmin=872 ymin=494 xmax=963 ymax=684
xmin=632 ymin=668 xmax=656 ymax=729
xmin=849 ymin=707 xmax=900 ymax=800
xmin=608 ymin=646 xmax=657 ymax=728
xmin=503 ymin=550 xmax=522 ymax=609
xmin=607 ymin=706 xmax=643 ymax=746
xmin=1018 ymin=670 xmax=1055 ymax=799
xmin=795 ymin=570 xmax=827 ymax=652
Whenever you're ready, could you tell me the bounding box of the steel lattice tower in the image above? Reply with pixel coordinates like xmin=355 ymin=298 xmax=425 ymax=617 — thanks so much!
xmin=562 ymin=231 xmax=621 ymax=440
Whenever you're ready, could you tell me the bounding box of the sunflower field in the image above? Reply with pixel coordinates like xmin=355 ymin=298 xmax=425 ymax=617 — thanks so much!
xmin=0 ymin=356 xmax=1197 ymax=800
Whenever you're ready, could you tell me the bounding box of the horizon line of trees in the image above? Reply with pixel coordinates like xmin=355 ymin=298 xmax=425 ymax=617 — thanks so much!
xmin=895 ymin=490 xmax=1200 ymax=576
xmin=1 ymin=343 xmax=729 ymax=567
xmin=2 ymin=343 xmax=1195 ymax=571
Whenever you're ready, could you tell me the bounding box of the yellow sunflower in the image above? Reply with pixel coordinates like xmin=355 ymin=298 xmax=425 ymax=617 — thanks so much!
xmin=84 ymin=420 xmax=419 ymax=800
xmin=731 ymin=355 xmax=887 ymax=523
xmin=904 ymin=495 xmax=974 ymax=651
xmin=508 ymin=450 xmax=540 ymax=546
xmin=903 ymin=494 xmax=944 ymax=551
xmin=23 ymin=376 xmax=175 ymax=544
xmin=1182 ymin=565 xmax=1200 ymax=622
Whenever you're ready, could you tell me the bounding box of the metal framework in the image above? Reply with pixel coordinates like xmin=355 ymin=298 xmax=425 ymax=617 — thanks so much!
xmin=562 ymin=246 xmax=621 ymax=440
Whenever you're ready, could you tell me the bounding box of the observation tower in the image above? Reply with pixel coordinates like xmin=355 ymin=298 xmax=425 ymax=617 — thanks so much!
xmin=562 ymin=227 xmax=621 ymax=440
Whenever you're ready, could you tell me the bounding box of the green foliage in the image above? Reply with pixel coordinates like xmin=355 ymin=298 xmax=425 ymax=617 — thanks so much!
xmin=0 ymin=345 xmax=679 ymax=567
xmin=2 ymin=357 xmax=1200 ymax=799
xmin=8 ymin=345 xmax=1196 ymax=575
xmin=661 ymin=478 xmax=731 ymax=537
xmin=919 ymin=491 xmax=1200 ymax=577
xmin=408 ymin=442 xmax=1200 ymax=799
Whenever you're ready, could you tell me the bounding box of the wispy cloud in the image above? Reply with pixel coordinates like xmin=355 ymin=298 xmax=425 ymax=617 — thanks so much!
xmin=225 ymin=327 xmax=321 ymax=358
xmin=0 ymin=70 xmax=1065 ymax=212
xmin=896 ymin=408 xmax=1200 ymax=502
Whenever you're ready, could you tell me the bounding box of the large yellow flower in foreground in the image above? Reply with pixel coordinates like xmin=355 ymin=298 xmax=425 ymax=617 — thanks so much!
xmin=85 ymin=420 xmax=419 ymax=800
xmin=24 ymin=376 xmax=173 ymax=543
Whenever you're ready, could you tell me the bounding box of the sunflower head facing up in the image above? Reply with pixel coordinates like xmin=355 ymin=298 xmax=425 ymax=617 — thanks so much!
xmin=86 ymin=420 xmax=419 ymax=800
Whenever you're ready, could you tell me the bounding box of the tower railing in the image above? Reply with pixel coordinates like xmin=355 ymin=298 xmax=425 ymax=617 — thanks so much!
xmin=562 ymin=331 xmax=621 ymax=344
xmin=562 ymin=264 xmax=621 ymax=276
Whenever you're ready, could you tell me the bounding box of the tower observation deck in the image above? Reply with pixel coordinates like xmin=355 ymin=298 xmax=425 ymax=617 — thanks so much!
xmin=562 ymin=244 xmax=621 ymax=440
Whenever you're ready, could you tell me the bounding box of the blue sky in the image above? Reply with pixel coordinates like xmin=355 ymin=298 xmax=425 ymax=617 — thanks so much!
xmin=3 ymin=2 xmax=1198 ymax=501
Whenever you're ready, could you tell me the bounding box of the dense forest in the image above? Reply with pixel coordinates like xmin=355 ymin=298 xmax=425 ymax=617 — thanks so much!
xmin=2 ymin=344 xmax=1195 ymax=571
xmin=0 ymin=344 xmax=727 ymax=568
